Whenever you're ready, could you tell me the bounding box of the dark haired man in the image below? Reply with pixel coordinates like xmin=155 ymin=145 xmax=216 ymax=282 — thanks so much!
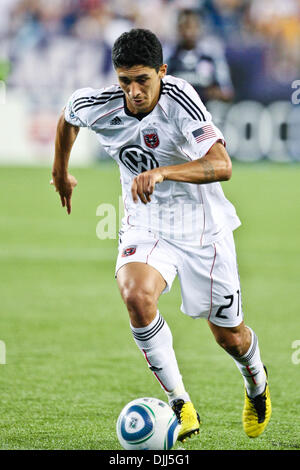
xmin=167 ymin=9 xmax=234 ymax=103
xmin=52 ymin=28 xmax=271 ymax=443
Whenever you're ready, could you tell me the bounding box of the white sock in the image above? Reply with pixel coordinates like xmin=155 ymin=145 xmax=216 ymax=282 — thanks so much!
xmin=230 ymin=327 xmax=266 ymax=398
xmin=130 ymin=311 xmax=190 ymax=405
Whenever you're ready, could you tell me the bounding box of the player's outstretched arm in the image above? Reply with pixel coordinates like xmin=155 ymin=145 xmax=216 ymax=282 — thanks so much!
xmin=51 ymin=111 xmax=79 ymax=214
xmin=161 ymin=141 xmax=232 ymax=185
xmin=131 ymin=141 xmax=232 ymax=204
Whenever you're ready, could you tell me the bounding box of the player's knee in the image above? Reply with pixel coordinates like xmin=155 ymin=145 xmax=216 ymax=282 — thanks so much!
xmin=121 ymin=287 xmax=157 ymax=326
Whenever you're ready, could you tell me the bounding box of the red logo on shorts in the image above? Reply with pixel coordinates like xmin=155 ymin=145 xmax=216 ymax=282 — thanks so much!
xmin=122 ymin=246 xmax=137 ymax=257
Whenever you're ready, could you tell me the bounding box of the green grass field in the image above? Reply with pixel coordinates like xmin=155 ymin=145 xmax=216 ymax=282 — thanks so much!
xmin=0 ymin=162 xmax=300 ymax=450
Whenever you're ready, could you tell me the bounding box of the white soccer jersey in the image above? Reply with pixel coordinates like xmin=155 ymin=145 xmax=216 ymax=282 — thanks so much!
xmin=65 ymin=75 xmax=240 ymax=245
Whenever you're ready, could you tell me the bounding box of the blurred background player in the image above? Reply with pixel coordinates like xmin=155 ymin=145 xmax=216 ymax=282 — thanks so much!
xmin=167 ymin=8 xmax=234 ymax=104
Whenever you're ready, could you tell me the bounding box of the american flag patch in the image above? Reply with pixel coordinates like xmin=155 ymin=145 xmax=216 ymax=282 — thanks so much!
xmin=192 ymin=125 xmax=216 ymax=143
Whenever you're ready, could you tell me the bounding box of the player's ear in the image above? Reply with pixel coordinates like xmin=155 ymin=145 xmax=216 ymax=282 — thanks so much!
xmin=158 ymin=64 xmax=167 ymax=78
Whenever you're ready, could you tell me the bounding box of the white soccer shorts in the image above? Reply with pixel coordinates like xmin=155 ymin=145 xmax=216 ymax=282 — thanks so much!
xmin=115 ymin=229 xmax=243 ymax=327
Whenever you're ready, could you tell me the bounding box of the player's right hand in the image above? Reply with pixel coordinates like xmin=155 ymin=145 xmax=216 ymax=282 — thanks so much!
xmin=131 ymin=168 xmax=165 ymax=204
xmin=50 ymin=173 xmax=78 ymax=214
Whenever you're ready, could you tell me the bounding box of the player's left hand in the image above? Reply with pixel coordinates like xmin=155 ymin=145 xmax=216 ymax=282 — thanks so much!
xmin=131 ymin=168 xmax=165 ymax=204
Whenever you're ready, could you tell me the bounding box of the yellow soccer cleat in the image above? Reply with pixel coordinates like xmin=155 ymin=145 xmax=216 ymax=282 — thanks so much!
xmin=172 ymin=399 xmax=200 ymax=442
xmin=243 ymin=367 xmax=272 ymax=438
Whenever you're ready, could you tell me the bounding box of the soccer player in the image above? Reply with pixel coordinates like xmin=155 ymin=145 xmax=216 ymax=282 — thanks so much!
xmin=51 ymin=29 xmax=271 ymax=442
xmin=167 ymin=9 xmax=234 ymax=103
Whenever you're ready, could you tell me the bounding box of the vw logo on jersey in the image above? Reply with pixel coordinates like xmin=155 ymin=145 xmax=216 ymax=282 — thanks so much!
xmin=119 ymin=145 xmax=159 ymax=175
xmin=142 ymin=128 xmax=160 ymax=149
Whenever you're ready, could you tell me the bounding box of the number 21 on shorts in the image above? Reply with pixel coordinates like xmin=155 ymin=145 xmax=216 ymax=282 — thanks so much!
xmin=216 ymin=289 xmax=241 ymax=320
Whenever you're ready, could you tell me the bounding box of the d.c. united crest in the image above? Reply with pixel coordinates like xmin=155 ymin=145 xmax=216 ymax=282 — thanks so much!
xmin=142 ymin=128 xmax=160 ymax=149
xmin=122 ymin=246 xmax=137 ymax=257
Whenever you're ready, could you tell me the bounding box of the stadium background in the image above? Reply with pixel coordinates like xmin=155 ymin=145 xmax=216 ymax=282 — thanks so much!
xmin=0 ymin=0 xmax=299 ymax=451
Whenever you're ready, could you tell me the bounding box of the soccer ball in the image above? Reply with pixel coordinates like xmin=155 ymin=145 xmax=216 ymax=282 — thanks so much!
xmin=116 ymin=397 xmax=179 ymax=450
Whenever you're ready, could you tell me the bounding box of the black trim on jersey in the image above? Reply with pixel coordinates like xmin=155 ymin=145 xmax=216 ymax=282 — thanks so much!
xmin=162 ymin=82 xmax=206 ymax=121
xmin=73 ymin=90 xmax=124 ymax=113
xmin=162 ymin=82 xmax=205 ymax=121
xmin=162 ymin=88 xmax=198 ymax=121
xmin=74 ymin=93 xmax=124 ymax=112
xmin=73 ymin=88 xmax=123 ymax=105
xmin=123 ymin=96 xmax=151 ymax=121
xmin=74 ymin=94 xmax=124 ymax=113
xmin=73 ymin=91 xmax=124 ymax=108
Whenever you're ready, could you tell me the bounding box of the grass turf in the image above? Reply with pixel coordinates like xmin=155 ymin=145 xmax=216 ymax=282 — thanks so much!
xmin=0 ymin=162 xmax=299 ymax=450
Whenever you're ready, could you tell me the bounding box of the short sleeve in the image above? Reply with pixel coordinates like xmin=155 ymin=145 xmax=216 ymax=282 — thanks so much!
xmin=183 ymin=119 xmax=225 ymax=159
xmin=177 ymin=81 xmax=225 ymax=159
xmin=64 ymin=87 xmax=95 ymax=127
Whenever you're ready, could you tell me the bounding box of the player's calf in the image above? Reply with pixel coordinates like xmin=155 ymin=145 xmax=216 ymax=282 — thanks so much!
xmin=208 ymin=321 xmax=271 ymax=436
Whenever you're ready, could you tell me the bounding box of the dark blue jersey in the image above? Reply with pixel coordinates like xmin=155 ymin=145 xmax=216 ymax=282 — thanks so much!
xmin=167 ymin=42 xmax=233 ymax=103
